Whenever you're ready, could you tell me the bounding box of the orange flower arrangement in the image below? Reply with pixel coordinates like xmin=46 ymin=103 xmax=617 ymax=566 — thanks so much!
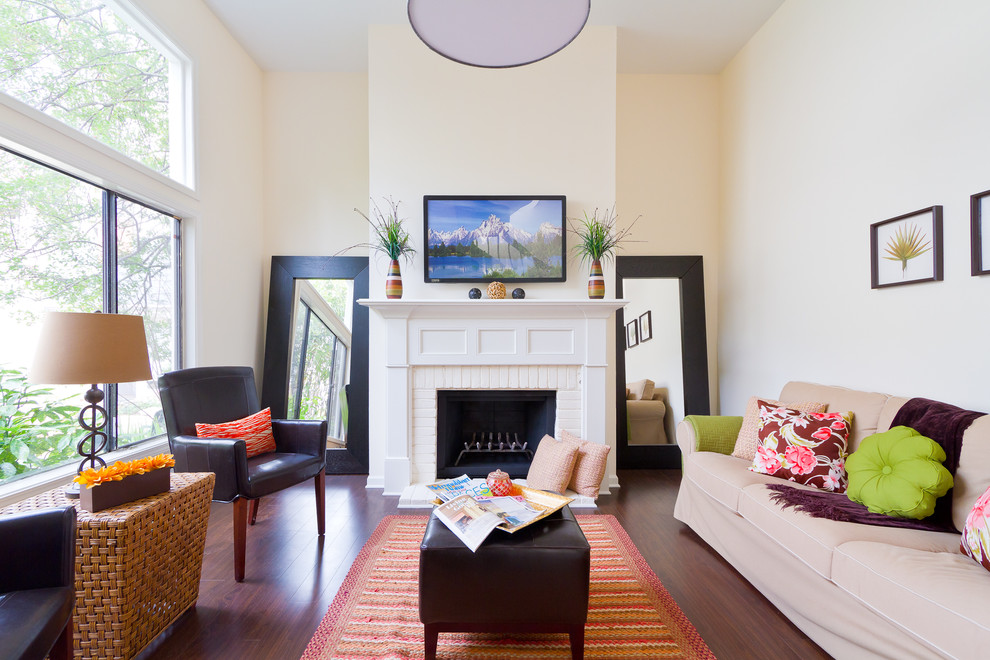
xmin=73 ymin=453 xmax=175 ymax=489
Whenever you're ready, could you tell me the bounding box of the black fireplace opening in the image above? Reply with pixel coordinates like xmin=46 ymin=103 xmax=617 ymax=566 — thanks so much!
xmin=436 ymin=390 xmax=556 ymax=479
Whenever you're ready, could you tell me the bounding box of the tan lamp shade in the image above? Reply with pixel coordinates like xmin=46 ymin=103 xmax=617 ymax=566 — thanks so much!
xmin=30 ymin=312 xmax=153 ymax=385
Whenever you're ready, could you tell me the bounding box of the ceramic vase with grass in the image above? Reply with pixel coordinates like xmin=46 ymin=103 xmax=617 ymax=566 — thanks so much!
xmin=352 ymin=197 xmax=415 ymax=299
xmin=569 ymin=206 xmax=637 ymax=299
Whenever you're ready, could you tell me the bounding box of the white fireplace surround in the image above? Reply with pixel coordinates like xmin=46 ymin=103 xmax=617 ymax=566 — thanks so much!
xmin=360 ymin=299 xmax=626 ymax=501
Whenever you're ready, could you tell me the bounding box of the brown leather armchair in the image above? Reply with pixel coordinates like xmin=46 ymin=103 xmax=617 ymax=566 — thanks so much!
xmin=0 ymin=506 xmax=76 ymax=660
xmin=158 ymin=366 xmax=327 ymax=581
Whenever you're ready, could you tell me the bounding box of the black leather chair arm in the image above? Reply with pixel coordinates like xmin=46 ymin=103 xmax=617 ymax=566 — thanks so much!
xmin=272 ymin=419 xmax=327 ymax=459
xmin=0 ymin=506 xmax=75 ymax=593
xmin=170 ymin=435 xmax=247 ymax=502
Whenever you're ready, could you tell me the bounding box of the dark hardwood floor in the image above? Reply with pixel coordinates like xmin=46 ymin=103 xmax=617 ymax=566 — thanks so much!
xmin=138 ymin=470 xmax=832 ymax=660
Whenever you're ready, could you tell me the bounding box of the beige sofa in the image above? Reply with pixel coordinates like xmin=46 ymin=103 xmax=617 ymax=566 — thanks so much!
xmin=674 ymin=381 xmax=990 ymax=659
xmin=627 ymin=387 xmax=670 ymax=445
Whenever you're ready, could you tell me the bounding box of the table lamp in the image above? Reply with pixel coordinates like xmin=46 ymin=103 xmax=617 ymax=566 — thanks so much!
xmin=30 ymin=312 xmax=153 ymax=497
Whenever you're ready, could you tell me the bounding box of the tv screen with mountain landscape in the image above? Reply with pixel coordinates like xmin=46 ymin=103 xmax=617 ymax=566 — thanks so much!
xmin=423 ymin=196 xmax=566 ymax=283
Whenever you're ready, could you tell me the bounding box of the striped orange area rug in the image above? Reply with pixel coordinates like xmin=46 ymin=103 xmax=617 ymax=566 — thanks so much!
xmin=302 ymin=515 xmax=715 ymax=660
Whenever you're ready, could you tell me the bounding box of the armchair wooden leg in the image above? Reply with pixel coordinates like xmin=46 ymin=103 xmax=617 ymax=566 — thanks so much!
xmin=249 ymin=498 xmax=259 ymax=526
xmin=233 ymin=497 xmax=248 ymax=582
xmin=49 ymin=616 xmax=72 ymax=660
xmin=315 ymin=468 xmax=326 ymax=536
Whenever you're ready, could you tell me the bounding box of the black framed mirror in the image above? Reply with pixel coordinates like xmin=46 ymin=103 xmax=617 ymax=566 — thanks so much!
xmin=261 ymin=256 xmax=370 ymax=474
xmin=615 ymin=255 xmax=710 ymax=469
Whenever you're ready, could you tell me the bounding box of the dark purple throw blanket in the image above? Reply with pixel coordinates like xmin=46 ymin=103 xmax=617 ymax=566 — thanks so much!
xmin=767 ymin=397 xmax=985 ymax=533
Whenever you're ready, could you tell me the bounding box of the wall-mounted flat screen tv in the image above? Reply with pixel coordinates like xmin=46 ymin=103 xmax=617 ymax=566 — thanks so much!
xmin=423 ymin=195 xmax=566 ymax=283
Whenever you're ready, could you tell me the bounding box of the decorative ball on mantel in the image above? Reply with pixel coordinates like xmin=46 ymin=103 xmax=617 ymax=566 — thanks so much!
xmin=487 ymin=281 xmax=506 ymax=299
xmin=512 ymin=288 xmax=525 ymax=299
xmin=468 ymin=288 xmax=482 ymax=299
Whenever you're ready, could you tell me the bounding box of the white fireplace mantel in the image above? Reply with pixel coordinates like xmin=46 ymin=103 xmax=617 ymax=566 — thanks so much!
xmin=360 ymin=298 xmax=626 ymax=496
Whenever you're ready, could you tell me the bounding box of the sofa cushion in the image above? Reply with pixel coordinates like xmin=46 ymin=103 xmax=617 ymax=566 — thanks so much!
xmin=952 ymin=415 xmax=990 ymax=531
xmin=526 ymin=434 xmax=578 ymax=494
xmin=627 ymin=379 xmax=655 ymax=401
xmin=682 ymin=451 xmax=786 ymax=512
xmin=846 ymin=426 xmax=953 ymax=519
xmin=961 ymin=485 xmax=990 ymax=572
xmin=779 ymin=382 xmax=891 ymax=451
xmin=195 ymin=407 xmax=276 ymax=458
xmin=833 ymin=541 xmax=990 ymax=659
xmin=560 ymin=430 xmax=609 ymax=499
xmin=750 ymin=402 xmax=852 ymax=492
xmin=738 ymin=484 xmax=962 ymax=579
xmin=731 ymin=397 xmax=827 ymax=461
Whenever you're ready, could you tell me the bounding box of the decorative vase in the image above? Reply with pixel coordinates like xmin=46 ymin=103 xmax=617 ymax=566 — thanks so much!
xmin=79 ymin=467 xmax=171 ymax=513
xmin=487 ymin=281 xmax=506 ymax=299
xmin=385 ymin=259 xmax=403 ymax=299
xmin=587 ymin=259 xmax=605 ymax=299
xmin=487 ymin=469 xmax=512 ymax=496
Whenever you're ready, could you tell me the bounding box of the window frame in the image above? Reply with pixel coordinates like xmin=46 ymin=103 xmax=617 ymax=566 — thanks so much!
xmin=0 ymin=0 xmax=197 ymax=192
xmin=0 ymin=144 xmax=183 ymax=453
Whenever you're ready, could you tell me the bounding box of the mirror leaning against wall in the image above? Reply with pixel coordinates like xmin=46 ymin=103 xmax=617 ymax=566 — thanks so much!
xmin=261 ymin=256 xmax=370 ymax=475
xmin=615 ymin=255 xmax=710 ymax=469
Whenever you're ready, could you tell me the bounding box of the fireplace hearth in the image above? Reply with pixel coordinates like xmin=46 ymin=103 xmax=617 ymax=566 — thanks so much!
xmin=436 ymin=390 xmax=556 ymax=479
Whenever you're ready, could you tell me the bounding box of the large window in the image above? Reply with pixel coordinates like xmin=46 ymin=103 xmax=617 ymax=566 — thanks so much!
xmin=0 ymin=0 xmax=190 ymax=184
xmin=0 ymin=147 xmax=180 ymax=484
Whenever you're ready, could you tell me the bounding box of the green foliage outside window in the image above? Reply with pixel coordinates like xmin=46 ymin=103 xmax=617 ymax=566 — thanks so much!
xmin=0 ymin=1 xmax=180 ymax=484
xmin=0 ymin=0 xmax=171 ymax=174
xmin=0 ymin=369 xmax=82 ymax=479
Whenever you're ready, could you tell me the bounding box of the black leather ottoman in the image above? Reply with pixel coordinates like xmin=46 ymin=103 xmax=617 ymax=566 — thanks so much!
xmin=419 ymin=505 xmax=590 ymax=659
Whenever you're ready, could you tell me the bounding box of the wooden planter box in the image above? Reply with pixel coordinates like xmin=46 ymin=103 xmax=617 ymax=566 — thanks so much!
xmin=79 ymin=467 xmax=171 ymax=512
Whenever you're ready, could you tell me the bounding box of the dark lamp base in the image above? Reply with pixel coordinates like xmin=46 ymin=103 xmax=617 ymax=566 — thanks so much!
xmin=64 ymin=481 xmax=81 ymax=499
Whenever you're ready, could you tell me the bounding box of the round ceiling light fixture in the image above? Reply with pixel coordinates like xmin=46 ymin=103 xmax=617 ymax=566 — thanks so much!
xmin=407 ymin=0 xmax=592 ymax=69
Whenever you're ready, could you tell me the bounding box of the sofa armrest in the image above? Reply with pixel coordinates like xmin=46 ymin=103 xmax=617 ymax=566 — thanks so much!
xmin=677 ymin=415 xmax=743 ymax=456
xmin=170 ymin=435 xmax=245 ymax=502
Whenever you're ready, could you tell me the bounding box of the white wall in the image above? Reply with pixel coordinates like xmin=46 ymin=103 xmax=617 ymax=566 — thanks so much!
xmin=719 ymin=0 xmax=990 ymax=413
xmin=366 ymin=24 xmax=618 ymax=488
xmin=616 ymin=74 xmax=721 ymax=411
xmin=262 ymin=73 xmax=369 ymax=259
xmin=140 ymin=0 xmax=267 ymax=370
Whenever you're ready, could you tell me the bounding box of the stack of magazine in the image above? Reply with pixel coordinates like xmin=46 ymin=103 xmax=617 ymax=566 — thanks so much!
xmin=427 ymin=474 xmax=572 ymax=552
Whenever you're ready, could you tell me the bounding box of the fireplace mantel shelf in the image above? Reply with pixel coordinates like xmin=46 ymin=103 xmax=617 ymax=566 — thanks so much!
xmin=359 ymin=298 xmax=627 ymax=320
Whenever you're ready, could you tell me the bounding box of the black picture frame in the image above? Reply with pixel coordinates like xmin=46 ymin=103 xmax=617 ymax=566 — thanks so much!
xmin=638 ymin=310 xmax=653 ymax=342
xmin=423 ymin=195 xmax=566 ymax=283
xmin=870 ymin=206 xmax=943 ymax=289
xmin=972 ymin=189 xmax=990 ymax=276
xmin=625 ymin=320 xmax=639 ymax=349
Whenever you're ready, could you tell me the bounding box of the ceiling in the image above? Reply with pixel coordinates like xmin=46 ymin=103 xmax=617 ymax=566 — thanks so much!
xmin=201 ymin=0 xmax=784 ymax=74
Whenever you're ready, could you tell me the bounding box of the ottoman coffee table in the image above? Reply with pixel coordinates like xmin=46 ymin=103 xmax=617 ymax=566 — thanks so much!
xmin=419 ymin=505 xmax=591 ymax=660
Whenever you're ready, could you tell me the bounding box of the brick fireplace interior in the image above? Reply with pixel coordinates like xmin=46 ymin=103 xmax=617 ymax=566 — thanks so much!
xmin=436 ymin=390 xmax=556 ymax=479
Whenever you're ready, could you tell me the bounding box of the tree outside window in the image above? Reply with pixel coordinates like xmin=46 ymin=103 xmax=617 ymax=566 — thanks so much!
xmin=0 ymin=0 xmax=187 ymax=182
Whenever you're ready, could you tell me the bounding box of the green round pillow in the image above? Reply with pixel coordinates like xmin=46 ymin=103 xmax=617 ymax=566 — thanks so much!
xmin=846 ymin=426 xmax=953 ymax=519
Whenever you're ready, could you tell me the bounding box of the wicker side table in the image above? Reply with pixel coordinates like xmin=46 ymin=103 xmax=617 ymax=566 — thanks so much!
xmin=0 ymin=471 xmax=214 ymax=660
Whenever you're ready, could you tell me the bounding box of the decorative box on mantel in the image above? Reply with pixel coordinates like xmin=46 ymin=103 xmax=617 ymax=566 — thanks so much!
xmin=359 ymin=299 xmax=627 ymax=498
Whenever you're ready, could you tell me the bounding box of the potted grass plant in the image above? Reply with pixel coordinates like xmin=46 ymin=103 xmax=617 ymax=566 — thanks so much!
xmin=352 ymin=197 xmax=415 ymax=299
xmin=569 ymin=206 xmax=638 ymax=298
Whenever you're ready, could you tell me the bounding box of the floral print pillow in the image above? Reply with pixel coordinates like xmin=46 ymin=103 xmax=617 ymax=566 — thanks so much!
xmin=748 ymin=400 xmax=853 ymax=493
xmin=961 ymin=486 xmax=990 ymax=572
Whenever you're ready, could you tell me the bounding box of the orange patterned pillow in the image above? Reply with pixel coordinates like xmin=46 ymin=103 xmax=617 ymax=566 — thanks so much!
xmin=195 ymin=408 xmax=277 ymax=458
xmin=526 ymin=434 xmax=579 ymax=494
xmin=560 ymin=430 xmax=610 ymax=499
